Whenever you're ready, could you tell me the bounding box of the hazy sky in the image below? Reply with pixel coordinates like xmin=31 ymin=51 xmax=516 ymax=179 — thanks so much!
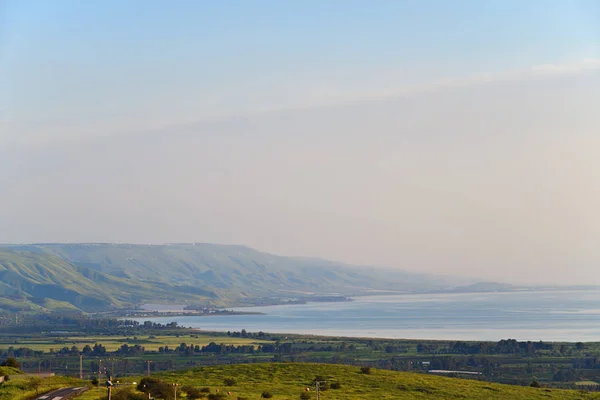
xmin=1 ymin=1 xmax=600 ymax=284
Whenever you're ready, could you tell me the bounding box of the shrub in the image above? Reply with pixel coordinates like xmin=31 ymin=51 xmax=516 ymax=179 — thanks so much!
xmin=112 ymin=388 xmax=147 ymax=400
xmin=261 ymin=391 xmax=273 ymax=398
xmin=360 ymin=366 xmax=372 ymax=374
xmin=330 ymin=382 xmax=342 ymax=389
xmin=200 ymin=387 xmax=211 ymax=393
xmin=237 ymin=397 xmax=249 ymax=400
xmin=183 ymin=385 xmax=203 ymax=400
xmin=224 ymin=377 xmax=237 ymax=386
xmin=300 ymin=392 xmax=311 ymax=400
xmin=208 ymin=393 xmax=226 ymax=400
xmin=530 ymin=379 xmax=541 ymax=388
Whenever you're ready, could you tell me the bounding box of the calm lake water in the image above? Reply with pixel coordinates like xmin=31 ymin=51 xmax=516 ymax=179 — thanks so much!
xmin=134 ymin=290 xmax=600 ymax=342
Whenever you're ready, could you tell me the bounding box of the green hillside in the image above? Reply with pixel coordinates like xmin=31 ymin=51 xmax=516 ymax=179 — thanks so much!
xmin=0 ymin=243 xmax=443 ymax=312
xmin=81 ymin=362 xmax=600 ymax=400
xmin=0 ymin=374 xmax=87 ymax=400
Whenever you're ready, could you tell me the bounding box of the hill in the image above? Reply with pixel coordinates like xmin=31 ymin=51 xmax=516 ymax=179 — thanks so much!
xmin=102 ymin=362 xmax=600 ymax=400
xmin=0 ymin=366 xmax=21 ymax=377
xmin=0 ymin=373 xmax=87 ymax=400
xmin=0 ymin=243 xmax=446 ymax=312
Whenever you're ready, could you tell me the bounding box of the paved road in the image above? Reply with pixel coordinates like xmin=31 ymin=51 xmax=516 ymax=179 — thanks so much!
xmin=36 ymin=387 xmax=88 ymax=400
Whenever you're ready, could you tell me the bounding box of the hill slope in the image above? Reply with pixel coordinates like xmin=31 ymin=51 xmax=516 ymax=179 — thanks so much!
xmin=0 ymin=243 xmax=445 ymax=312
xmin=151 ymin=363 xmax=600 ymax=400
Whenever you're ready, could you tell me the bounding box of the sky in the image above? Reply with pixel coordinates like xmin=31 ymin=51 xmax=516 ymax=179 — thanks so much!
xmin=1 ymin=0 xmax=600 ymax=285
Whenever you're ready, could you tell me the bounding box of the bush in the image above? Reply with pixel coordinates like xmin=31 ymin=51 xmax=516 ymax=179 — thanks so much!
xmin=330 ymin=382 xmax=342 ymax=389
xmin=530 ymin=379 xmax=541 ymax=388
xmin=237 ymin=397 xmax=249 ymax=400
xmin=208 ymin=393 xmax=226 ymax=400
xmin=360 ymin=366 xmax=372 ymax=374
xmin=300 ymin=392 xmax=311 ymax=400
xmin=224 ymin=377 xmax=237 ymax=386
xmin=200 ymin=387 xmax=211 ymax=393
xmin=112 ymin=388 xmax=147 ymax=400
xmin=183 ymin=385 xmax=203 ymax=400
xmin=261 ymin=391 xmax=273 ymax=398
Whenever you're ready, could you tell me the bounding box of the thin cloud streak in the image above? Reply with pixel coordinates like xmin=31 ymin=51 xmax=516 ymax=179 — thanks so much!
xmin=2 ymin=58 xmax=599 ymax=148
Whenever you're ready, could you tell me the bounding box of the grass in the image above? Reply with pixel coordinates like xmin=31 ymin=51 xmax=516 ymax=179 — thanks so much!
xmin=0 ymin=374 xmax=89 ymax=400
xmin=0 ymin=366 xmax=21 ymax=376
xmin=74 ymin=362 xmax=600 ymax=400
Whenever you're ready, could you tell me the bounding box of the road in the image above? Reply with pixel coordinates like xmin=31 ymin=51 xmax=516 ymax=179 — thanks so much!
xmin=36 ymin=387 xmax=88 ymax=400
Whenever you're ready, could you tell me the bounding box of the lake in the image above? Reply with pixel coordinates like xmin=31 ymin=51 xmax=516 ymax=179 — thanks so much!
xmin=133 ymin=290 xmax=600 ymax=342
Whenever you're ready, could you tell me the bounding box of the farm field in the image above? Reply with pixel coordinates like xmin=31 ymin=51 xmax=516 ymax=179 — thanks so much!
xmin=3 ymin=329 xmax=600 ymax=388
xmin=0 ymin=334 xmax=269 ymax=352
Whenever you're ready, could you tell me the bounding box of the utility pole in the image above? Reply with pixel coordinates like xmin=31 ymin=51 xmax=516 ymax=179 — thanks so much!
xmin=142 ymin=384 xmax=151 ymax=399
xmin=79 ymin=354 xmax=83 ymax=379
xmin=315 ymin=381 xmax=327 ymax=400
xmin=106 ymin=377 xmax=113 ymax=400
xmin=146 ymin=360 xmax=151 ymax=376
xmin=172 ymin=383 xmax=179 ymax=400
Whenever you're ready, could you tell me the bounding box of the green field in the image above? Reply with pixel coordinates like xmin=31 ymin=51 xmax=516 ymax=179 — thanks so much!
xmin=4 ymin=330 xmax=600 ymax=388
xmin=73 ymin=363 xmax=600 ymax=400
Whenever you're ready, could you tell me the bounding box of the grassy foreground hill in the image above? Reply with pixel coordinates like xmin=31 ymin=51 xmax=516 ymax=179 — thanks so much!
xmin=0 ymin=374 xmax=88 ymax=400
xmin=0 ymin=243 xmax=445 ymax=312
xmin=76 ymin=363 xmax=600 ymax=400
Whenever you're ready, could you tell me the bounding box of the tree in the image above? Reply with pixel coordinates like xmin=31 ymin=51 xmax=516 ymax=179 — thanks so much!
xmin=1 ymin=357 xmax=20 ymax=369
xmin=28 ymin=376 xmax=42 ymax=396
xmin=137 ymin=377 xmax=174 ymax=400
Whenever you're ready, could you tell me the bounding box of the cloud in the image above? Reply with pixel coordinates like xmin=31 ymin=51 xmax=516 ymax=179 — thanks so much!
xmin=531 ymin=58 xmax=600 ymax=74
xmin=3 ymin=58 xmax=600 ymax=148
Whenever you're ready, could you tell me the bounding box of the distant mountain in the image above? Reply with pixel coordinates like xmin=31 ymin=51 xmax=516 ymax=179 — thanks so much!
xmin=443 ymin=282 xmax=520 ymax=293
xmin=0 ymin=243 xmax=448 ymax=313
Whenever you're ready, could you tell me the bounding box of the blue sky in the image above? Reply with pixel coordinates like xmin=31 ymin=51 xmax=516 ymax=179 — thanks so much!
xmin=1 ymin=0 xmax=599 ymax=142
xmin=1 ymin=1 xmax=600 ymax=284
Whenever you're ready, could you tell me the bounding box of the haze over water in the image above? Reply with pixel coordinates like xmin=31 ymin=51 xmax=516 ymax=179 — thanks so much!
xmin=136 ymin=290 xmax=600 ymax=342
